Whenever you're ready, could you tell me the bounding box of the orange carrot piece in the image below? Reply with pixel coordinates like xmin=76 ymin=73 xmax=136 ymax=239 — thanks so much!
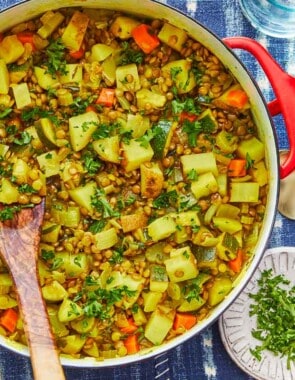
xmin=173 ymin=313 xmax=197 ymax=331
xmin=124 ymin=334 xmax=140 ymax=354
xmin=0 ymin=308 xmax=18 ymax=333
xmin=85 ymin=105 xmax=97 ymax=113
xmin=16 ymin=31 xmax=36 ymax=50
xmin=228 ymin=159 xmax=247 ymax=177
xmin=131 ymin=24 xmax=160 ymax=54
xmin=225 ymin=89 xmax=248 ymax=109
xmin=228 ymin=248 xmax=244 ymax=273
xmin=120 ymin=318 xmax=138 ymax=334
xmin=96 ymin=88 xmax=115 ymax=107
xmin=179 ymin=111 xmax=198 ymax=123
xmin=69 ymin=44 xmax=85 ymax=60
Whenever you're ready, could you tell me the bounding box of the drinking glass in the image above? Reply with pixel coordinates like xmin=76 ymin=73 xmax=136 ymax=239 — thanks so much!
xmin=239 ymin=0 xmax=295 ymax=38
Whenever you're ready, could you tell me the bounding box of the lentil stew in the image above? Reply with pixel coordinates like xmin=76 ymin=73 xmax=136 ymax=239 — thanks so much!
xmin=0 ymin=7 xmax=268 ymax=360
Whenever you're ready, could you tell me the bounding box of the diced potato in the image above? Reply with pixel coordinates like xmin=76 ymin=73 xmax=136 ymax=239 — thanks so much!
xmin=0 ymin=35 xmax=25 ymax=64
xmin=230 ymin=182 xmax=260 ymax=203
xmin=41 ymin=222 xmax=61 ymax=243
xmin=34 ymin=66 xmax=59 ymax=90
xmin=110 ymin=16 xmax=140 ymax=39
xmin=101 ymin=55 xmax=117 ymax=86
xmin=148 ymin=215 xmax=177 ymax=242
xmin=71 ymin=316 xmax=95 ymax=334
xmin=125 ymin=113 xmax=150 ymax=138
xmin=0 ymin=178 xmax=19 ymax=204
xmin=55 ymin=252 xmax=89 ymax=278
xmin=191 ymin=172 xmax=219 ymax=200
xmin=59 ymin=64 xmax=83 ymax=84
xmin=61 ymin=11 xmax=89 ymax=51
xmin=158 ymin=23 xmax=188 ymax=52
xmin=121 ymin=139 xmax=154 ymax=172
xmin=68 ymin=181 xmax=96 ymax=212
xmin=42 ymin=280 xmax=67 ymax=302
xmin=120 ymin=212 xmax=148 ymax=233
xmin=11 ymin=82 xmax=31 ymax=109
xmin=58 ymin=298 xmax=84 ymax=323
xmin=142 ymin=291 xmax=163 ymax=312
xmin=12 ymin=158 xmax=30 ymax=184
xmin=150 ymin=265 xmax=169 ymax=293
xmin=90 ymin=43 xmax=114 ymax=62
xmin=212 ymin=216 xmax=242 ymax=235
xmin=94 ymin=228 xmax=118 ymax=250
xmin=69 ymin=111 xmax=99 ymax=151
xmin=140 ymin=162 xmax=164 ymax=198
xmin=181 ymin=152 xmax=218 ymax=176
xmin=237 ymin=137 xmax=265 ymax=163
xmin=37 ymin=11 xmax=65 ymax=39
xmin=116 ymin=63 xmax=141 ymax=91
xmin=175 ymin=210 xmax=201 ymax=227
xmin=0 ymin=59 xmax=9 ymax=94
xmin=144 ymin=306 xmax=175 ymax=345
xmin=178 ymin=297 xmax=206 ymax=312
xmin=162 ymin=59 xmax=197 ymax=94
xmin=92 ymin=135 xmax=120 ymax=164
xmin=164 ymin=246 xmax=198 ymax=282
xmin=37 ymin=150 xmax=60 ymax=177
xmin=58 ymin=334 xmax=87 ymax=355
xmin=136 ymin=88 xmax=167 ymax=109
xmin=0 ymin=295 xmax=18 ymax=309
xmin=249 ymin=160 xmax=268 ymax=186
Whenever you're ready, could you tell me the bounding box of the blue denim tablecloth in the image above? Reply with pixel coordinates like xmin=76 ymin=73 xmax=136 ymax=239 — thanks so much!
xmin=0 ymin=0 xmax=294 ymax=379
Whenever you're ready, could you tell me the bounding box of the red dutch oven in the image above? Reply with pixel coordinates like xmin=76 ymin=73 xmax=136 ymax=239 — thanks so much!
xmin=0 ymin=0 xmax=294 ymax=370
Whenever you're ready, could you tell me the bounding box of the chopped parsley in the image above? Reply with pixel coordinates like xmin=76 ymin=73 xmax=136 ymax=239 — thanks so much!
xmin=45 ymin=38 xmax=68 ymax=77
xmin=152 ymin=190 xmax=178 ymax=209
xmin=13 ymin=131 xmax=32 ymax=146
xmin=249 ymin=269 xmax=295 ymax=368
xmin=88 ymin=219 xmax=107 ymax=234
xmin=119 ymin=41 xmax=144 ymax=65
xmin=182 ymin=115 xmax=215 ymax=147
xmin=91 ymin=189 xmax=120 ymax=218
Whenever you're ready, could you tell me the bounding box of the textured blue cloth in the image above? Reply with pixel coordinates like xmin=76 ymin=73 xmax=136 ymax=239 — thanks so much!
xmin=0 ymin=1 xmax=294 ymax=379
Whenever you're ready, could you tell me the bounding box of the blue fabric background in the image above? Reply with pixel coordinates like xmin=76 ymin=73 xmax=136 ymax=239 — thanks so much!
xmin=0 ymin=1 xmax=294 ymax=379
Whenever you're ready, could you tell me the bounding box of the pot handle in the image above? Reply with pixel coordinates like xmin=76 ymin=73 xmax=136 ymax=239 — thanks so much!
xmin=223 ymin=36 xmax=295 ymax=179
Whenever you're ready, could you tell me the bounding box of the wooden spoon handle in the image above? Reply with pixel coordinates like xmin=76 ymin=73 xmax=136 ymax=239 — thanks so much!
xmin=14 ymin=272 xmax=65 ymax=380
xmin=0 ymin=205 xmax=65 ymax=380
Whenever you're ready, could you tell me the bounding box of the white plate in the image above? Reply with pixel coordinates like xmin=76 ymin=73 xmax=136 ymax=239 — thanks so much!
xmin=219 ymin=247 xmax=295 ymax=380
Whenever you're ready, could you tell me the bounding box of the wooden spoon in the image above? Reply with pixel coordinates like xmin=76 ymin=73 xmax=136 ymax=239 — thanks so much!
xmin=0 ymin=201 xmax=65 ymax=380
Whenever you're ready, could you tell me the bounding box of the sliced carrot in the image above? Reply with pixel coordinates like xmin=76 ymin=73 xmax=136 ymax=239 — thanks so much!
xmin=0 ymin=308 xmax=18 ymax=333
xmin=228 ymin=159 xmax=247 ymax=177
xmin=96 ymin=88 xmax=115 ymax=107
xmin=131 ymin=24 xmax=160 ymax=54
xmin=225 ymin=89 xmax=248 ymax=109
xmin=173 ymin=312 xmax=197 ymax=331
xmin=120 ymin=318 xmax=138 ymax=334
xmin=124 ymin=334 xmax=140 ymax=354
xmin=16 ymin=31 xmax=36 ymax=50
xmin=69 ymin=44 xmax=85 ymax=60
xmin=85 ymin=105 xmax=97 ymax=113
xmin=228 ymin=248 xmax=244 ymax=273
xmin=179 ymin=111 xmax=198 ymax=123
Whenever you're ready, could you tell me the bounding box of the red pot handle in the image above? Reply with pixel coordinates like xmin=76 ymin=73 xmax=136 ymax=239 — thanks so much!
xmin=223 ymin=36 xmax=295 ymax=179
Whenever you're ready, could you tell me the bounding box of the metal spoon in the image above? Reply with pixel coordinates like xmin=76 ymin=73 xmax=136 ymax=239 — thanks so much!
xmin=278 ymin=150 xmax=295 ymax=220
xmin=0 ymin=201 xmax=65 ymax=380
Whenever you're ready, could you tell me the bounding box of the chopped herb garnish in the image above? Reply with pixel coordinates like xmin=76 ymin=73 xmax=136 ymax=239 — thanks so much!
xmin=152 ymin=190 xmax=178 ymax=209
xmin=119 ymin=41 xmax=144 ymax=65
xmin=13 ymin=131 xmax=32 ymax=146
xmin=88 ymin=219 xmax=107 ymax=233
xmin=249 ymin=269 xmax=295 ymax=368
xmin=91 ymin=189 xmax=120 ymax=218
xmin=45 ymin=38 xmax=68 ymax=77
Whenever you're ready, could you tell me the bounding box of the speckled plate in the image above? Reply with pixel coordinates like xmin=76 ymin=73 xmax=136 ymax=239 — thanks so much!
xmin=219 ymin=247 xmax=295 ymax=380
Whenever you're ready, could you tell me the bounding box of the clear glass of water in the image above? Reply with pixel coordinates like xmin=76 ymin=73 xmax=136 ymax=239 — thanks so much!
xmin=239 ymin=0 xmax=295 ymax=38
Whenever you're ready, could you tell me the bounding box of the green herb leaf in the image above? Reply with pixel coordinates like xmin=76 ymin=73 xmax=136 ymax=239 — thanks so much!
xmin=152 ymin=190 xmax=178 ymax=209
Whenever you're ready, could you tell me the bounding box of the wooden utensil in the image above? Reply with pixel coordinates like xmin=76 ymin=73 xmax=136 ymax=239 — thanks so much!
xmin=0 ymin=202 xmax=65 ymax=380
